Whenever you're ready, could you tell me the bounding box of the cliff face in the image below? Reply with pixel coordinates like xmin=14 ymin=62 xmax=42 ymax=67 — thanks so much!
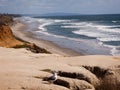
xmin=0 ymin=24 xmax=50 ymax=53
xmin=0 ymin=14 xmax=50 ymax=53
xmin=0 ymin=24 xmax=23 ymax=47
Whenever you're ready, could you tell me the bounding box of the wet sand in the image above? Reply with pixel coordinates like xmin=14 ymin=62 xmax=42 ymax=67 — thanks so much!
xmin=11 ymin=20 xmax=81 ymax=56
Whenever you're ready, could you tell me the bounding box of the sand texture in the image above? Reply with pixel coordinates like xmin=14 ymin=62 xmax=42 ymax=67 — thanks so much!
xmin=0 ymin=46 xmax=120 ymax=90
xmin=0 ymin=20 xmax=120 ymax=90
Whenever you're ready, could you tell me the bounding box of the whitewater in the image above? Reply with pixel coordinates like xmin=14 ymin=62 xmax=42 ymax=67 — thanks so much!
xmin=19 ymin=14 xmax=120 ymax=56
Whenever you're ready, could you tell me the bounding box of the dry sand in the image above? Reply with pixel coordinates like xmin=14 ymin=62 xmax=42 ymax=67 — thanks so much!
xmin=0 ymin=20 xmax=120 ymax=90
xmin=0 ymin=47 xmax=120 ymax=90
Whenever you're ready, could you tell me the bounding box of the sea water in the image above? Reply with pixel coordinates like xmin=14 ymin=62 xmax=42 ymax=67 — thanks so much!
xmin=19 ymin=14 xmax=120 ymax=56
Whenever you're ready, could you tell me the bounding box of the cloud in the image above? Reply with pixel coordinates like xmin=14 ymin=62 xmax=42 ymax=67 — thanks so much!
xmin=0 ymin=0 xmax=9 ymax=6
xmin=0 ymin=0 xmax=120 ymax=14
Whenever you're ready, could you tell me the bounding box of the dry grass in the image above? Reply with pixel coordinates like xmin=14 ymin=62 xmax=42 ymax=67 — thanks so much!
xmin=0 ymin=14 xmax=13 ymax=25
xmin=82 ymin=65 xmax=108 ymax=78
xmin=13 ymin=43 xmax=51 ymax=54
xmin=96 ymin=78 xmax=120 ymax=90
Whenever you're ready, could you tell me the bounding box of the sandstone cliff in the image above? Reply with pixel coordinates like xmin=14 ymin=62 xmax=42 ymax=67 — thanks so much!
xmin=0 ymin=23 xmax=50 ymax=53
xmin=0 ymin=24 xmax=23 ymax=47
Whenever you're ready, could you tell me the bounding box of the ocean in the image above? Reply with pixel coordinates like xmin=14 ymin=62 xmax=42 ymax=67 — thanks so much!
xmin=19 ymin=14 xmax=120 ymax=56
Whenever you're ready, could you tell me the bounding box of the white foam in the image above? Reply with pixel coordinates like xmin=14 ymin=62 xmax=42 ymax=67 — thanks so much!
xmin=38 ymin=22 xmax=53 ymax=31
xmin=38 ymin=18 xmax=48 ymax=22
xmin=73 ymin=29 xmax=120 ymax=42
xmin=97 ymin=37 xmax=120 ymax=42
xmin=112 ymin=21 xmax=118 ymax=23
xmin=69 ymin=21 xmax=120 ymax=43
xmin=61 ymin=25 xmax=84 ymax=28
xmin=97 ymin=26 xmax=120 ymax=33
xmin=62 ymin=22 xmax=88 ymax=26
xmin=63 ymin=21 xmax=120 ymax=34
xmin=36 ymin=29 xmax=89 ymax=43
xmin=54 ymin=19 xmax=71 ymax=23
xmin=35 ymin=18 xmax=54 ymax=31
xmin=21 ymin=16 xmax=120 ymax=56
xmin=62 ymin=22 xmax=101 ymax=30
xmin=36 ymin=30 xmax=52 ymax=36
xmin=111 ymin=47 xmax=120 ymax=56
xmin=36 ymin=30 xmax=67 ymax=39
xmin=102 ymin=44 xmax=120 ymax=56
xmin=21 ymin=16 xmax=38 ymax=23
xmin=73 ymin=30 xmax=107 ymax=38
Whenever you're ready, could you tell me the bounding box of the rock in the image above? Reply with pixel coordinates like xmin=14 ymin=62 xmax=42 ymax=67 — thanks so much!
xmin=26 ymin=43 xmax=51 ymax=54
xmin=58 ymin=69 xmax=100 ymax=87
xmin=82 ymin=65 xmax=108 ymax=78
xmin=55 ymin=77 xmax=95 ymax=90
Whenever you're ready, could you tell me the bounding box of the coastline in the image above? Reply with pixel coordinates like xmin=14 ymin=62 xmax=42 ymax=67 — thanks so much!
xmin=0 ymin=17 xmax=120 ymax=90
xmin=11 ymin=20 xmax=81 ymax=56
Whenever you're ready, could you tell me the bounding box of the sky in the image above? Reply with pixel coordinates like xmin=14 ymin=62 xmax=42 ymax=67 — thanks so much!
xmin=0 ymin=0 xmax=120 ymax=14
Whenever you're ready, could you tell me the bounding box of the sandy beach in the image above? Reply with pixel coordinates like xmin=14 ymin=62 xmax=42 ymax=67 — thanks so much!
xmin=0 ymin=19 xmax=120 ymax=90
xmin=11 ymin=20 xmax=81 ymax=56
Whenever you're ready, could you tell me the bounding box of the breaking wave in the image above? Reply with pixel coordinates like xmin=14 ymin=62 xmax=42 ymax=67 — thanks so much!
xmin=20 ymin=16 xmax=120 ymax=56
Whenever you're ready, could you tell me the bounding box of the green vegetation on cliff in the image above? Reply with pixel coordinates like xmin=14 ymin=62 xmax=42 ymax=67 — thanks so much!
xmin=0 ymin=13 xmax=21 ymax=25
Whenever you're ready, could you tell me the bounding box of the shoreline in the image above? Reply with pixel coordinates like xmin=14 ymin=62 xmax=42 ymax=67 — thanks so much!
xmin=11 ymin=20 xmax=81 ymax=56
xmin=1 ymin=15 xmax=120 ymax=90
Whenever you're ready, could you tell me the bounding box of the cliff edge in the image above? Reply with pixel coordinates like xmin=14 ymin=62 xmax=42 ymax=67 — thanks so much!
xmin=0 ymin=23 xmax=23 ymax=47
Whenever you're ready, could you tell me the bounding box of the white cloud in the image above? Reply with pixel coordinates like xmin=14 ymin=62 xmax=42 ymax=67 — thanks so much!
xmin=0 ymin=0 xmax=120 ymax=14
